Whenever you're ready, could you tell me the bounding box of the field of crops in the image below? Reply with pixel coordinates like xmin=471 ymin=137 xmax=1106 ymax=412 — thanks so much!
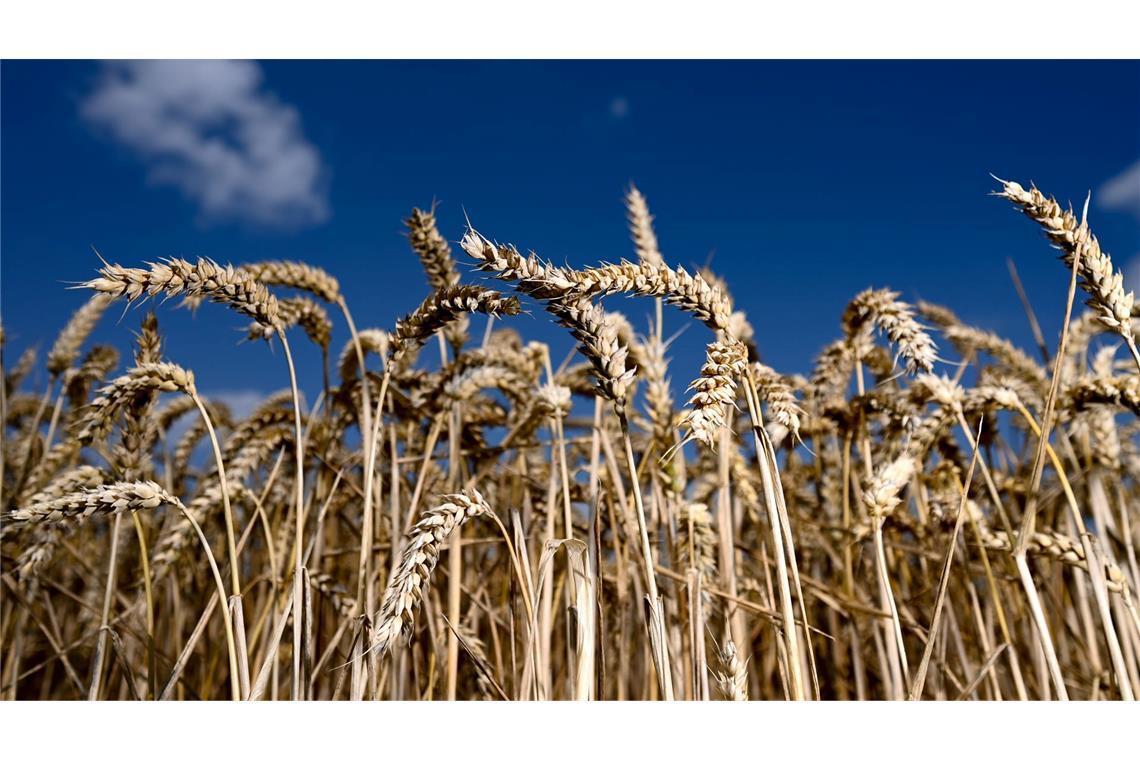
xmin=2 ymin=178 xmax=1138 ymax=701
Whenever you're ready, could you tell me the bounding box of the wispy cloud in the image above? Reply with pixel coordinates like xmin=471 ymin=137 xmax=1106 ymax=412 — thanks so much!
xmin=609 ymin=96 xmax=630 ymax=120
xmin=81 ymin=60 xmax=329 ymax=228
xmin=207 ymin=389 xmax=272 ymax=420
xmin=1125 ymin=255 xmax=1140 ymax=298
xmin=1098 ymin=159 xmax=1140 ymax=219
xmin=160 ymin=389 xmax=273 ymax=468
xmin=1099 ymin=160 xmax=1140 ymax=297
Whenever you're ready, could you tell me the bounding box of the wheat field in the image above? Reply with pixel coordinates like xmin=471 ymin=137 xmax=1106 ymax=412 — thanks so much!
xmin=1 ymin=177 xmax=1138 ymax=701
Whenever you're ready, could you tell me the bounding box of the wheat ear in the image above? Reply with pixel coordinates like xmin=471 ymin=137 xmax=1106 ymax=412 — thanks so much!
xmin=625 ymin=184 xmax=664 ymax=268
xmin=46 ymin=294 xmax=113 ymax=378
xmin=389 ymin=286 xmax=520 ymax=362
xmin=75 ymin=363 xmax=196 ymax=443
xmin=238 ymin=260 xmax=341 ymax=304
xmin=8 ymin=480 xmax=182 ymax=524
xmin=248 ymin=296 xmax=332 ymax=352
xmin=751 ymin=362 xmax=804 ymax=442
xmin=1067 ymin=374 xmax=1140 ymax=416
xmin=371 ymin=489 xmax=491 ymax=657
xmin=713 ymin=640 xmax=749 ymax=701
xmin=863 ymin=453 xmax=917 ymax=694
xmin=8 ymin=465 xmax=107 ymax=583
xmin=998 ymin=179 xmax=1136 ymax=368
xmin=679 ymin=337 xmax=748 ymax=447
xmin=843 ymin=288 xmax=937 ymax=374
xmin=82 ymin=257 xmax=280 ymax=329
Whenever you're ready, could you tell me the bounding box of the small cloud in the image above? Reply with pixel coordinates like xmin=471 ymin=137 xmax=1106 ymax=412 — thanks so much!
xmin=609 ymin=96 xmax=630 ymax=120
xmin=1098 ymin=159 xmax=1140 ymax=219
xmin=208 ymin=389 xmax=272 ymax=420
xmin=81 ymin=60 xmax=329 ymax=228
xmin=160 ymin=388 xmax=282 ymax=470
xmin=159 ymin=388 xmax=269 ymax=446
xmin=1126 ymin=254 xmax=1140 ymax=297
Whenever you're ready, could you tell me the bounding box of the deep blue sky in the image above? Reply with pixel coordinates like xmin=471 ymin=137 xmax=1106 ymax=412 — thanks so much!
xmin=3 ymin=61 xmax=1139 ymax=409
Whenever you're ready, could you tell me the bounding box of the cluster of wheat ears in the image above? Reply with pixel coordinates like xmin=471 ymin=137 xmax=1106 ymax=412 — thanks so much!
xmin=2 ymin=177 xmax=1139 ymax=701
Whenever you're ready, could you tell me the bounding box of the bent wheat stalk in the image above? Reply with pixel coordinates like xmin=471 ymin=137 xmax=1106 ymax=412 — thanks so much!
xmin=370 ymin=490 xmax=491 ymax=658
xmin=10 ymin=482 xmax=241 ymax=699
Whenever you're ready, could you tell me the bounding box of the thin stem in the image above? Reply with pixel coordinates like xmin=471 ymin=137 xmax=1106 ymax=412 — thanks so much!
xmin=1015 ymin=555 xmax=1068 ymax=700
xmin=445 ymin=403 xmax=461 ymax=701
xmin=42 ymin=388 xmax=66 ymax=454
xmin=617 ymin=409 xmax=673 ymax=700
xmin=338 ymin=296 xmax=374 ymax=611
xmin=742 ymin=372 xmax=806 ymax=700
xmin=1012 ymin=400 xmax=1133 ymax=699
xmin=190 ymin=392 xmax=241 ymax=597
xmin=851 ymin=356 xmax=905 ymax=698
xmin=278 ymin=331 xmax=307 ymax=700
xmin=1127 ymin=337 xmax=1140 ymax=376
xmin=177 ymin=505 xmax=240 ymax=701
xmin=86 ymin=513 xmax=122 ymax=700
xmin=909 ymin=421 xmax=981 ymax=699
xmin=129 ymin=511 xmax=155 ymax=699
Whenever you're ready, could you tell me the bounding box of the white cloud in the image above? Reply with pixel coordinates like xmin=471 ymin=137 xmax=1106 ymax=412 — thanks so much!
xmin=208 ymin=389 xmax=271 ymax=420
xmin=610 ymin=96 xmax=630 ymax=119
xmin=1098 ymin=159 xmax=1140 ymax=219
xmin=159 ymin=388 xmax=268 ymax=446
xmin=82 ymin=60 xmax=329 ymax=228
xmin=1126 ymin=255 xmax=1140 ymax=297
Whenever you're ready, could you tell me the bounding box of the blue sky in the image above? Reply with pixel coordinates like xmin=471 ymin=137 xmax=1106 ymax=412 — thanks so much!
xmin=2 ymin=60 xmax=1138 ymax=411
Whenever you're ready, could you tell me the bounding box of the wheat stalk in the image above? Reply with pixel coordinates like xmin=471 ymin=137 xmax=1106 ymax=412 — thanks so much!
xmin=546 ymin=298 xmax=638 ymax=409
xmin=46 ymin=294 xmax=113 ymax=378
xmin=337 ymin=328 xmax=389 ymax=383
xmin=679 ymin=337 xmax=748 ymax=447
xmin=74 ymin=363 xmax=196 ymax=443
xmin=248 ymin=296 xmax=333 ymax=352
xmin=371 ymin=489 xmax=491 ymax=657
xmin=843 ymin=288 xmax=937 ymax=374
xmin=998 ymin=178 xmax=1136 ymax=366
xmin=625 ymin=184 xmax=664 ymax=268
xmin=713 ymin=639 xmax=749 ymax=701
xmin=8 ymin=465 xmax=107 ymax=582
xmin=862 ymin=452 xmax=917 ymax=695
xmin=238 ymin=260 xmax=342 ymax=304
xmin=8 ymin=480 xmax=181 ymax=524
xmin=1067 ymin=374 xmax=1140 ymax=416
xmin=750 ymin=362 xmax=804 ymax=442
xmin=389 ymin=286 xmax=520 ymax=362
xmin=82 ymin=257 xmax=280 ymax=328
xmin=676 ymin=501 xmax=717 ymax=581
